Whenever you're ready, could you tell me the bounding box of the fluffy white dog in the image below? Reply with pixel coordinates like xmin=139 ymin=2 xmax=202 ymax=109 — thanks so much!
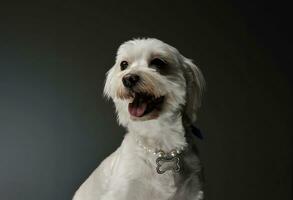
xmin=73 ymin=38 xmax=205 ymax=200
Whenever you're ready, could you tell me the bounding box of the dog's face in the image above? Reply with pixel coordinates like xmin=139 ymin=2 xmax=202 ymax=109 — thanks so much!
xmin=104 ymin=38 xmax=204 ymax=126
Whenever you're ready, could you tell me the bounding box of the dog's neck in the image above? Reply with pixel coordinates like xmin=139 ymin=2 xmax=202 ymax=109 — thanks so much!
xmin=127 ymin=114 xmax=187 ymax=152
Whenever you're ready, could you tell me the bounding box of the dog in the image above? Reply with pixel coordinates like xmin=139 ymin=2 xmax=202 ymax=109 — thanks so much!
xmin=73 ymin=38 xmax=205 ymax=200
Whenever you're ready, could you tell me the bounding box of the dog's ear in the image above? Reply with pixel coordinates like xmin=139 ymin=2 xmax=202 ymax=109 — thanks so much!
xmin=103 ymin=67 xmax=115 ymax=100
xmin=182 ymin=57 xmax=205 ymax=123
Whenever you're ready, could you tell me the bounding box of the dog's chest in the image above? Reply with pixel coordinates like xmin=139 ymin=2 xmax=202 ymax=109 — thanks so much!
xmin=150 ymin=171 xmax=177 ymax=199
xmin=113 ymin=151 xmax=177 ymax=200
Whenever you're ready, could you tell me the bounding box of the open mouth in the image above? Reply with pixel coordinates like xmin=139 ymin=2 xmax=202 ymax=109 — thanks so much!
xmin=128 ymin=93 xmax=164 ymax=118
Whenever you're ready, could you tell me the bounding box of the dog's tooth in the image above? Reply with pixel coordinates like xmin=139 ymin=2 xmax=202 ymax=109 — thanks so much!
xmin=129 ymin=97 xmax=134 ymax=103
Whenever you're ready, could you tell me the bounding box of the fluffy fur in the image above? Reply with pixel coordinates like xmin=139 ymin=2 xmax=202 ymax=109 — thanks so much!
xmin=73 ymin=38 xmax=205 ymax=200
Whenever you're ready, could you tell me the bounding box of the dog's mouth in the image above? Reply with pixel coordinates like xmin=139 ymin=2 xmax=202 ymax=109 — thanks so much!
xmin=128 ymin=93 xmax=164 ymax=118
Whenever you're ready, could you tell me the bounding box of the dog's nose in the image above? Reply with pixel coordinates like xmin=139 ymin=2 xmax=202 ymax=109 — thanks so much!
xmin=122 ymin=74 xmax=140 ymax=88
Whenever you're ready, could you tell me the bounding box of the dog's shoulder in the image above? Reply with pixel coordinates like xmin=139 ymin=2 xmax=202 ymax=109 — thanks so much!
xmin=73 ymin=148 xmax=121 ymax=200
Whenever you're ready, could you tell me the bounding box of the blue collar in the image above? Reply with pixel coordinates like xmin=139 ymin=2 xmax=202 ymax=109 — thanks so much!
xmin=191 ymin=125 xmax=203 ymax=140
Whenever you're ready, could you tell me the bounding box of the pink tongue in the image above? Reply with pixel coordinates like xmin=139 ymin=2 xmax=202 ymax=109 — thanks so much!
xmin=128 ymin=102 xmax=147 ymax=117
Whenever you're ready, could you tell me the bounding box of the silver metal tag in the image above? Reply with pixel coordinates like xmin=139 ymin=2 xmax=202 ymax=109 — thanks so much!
xmin=156 ymin=155 xmax=181 ymax=174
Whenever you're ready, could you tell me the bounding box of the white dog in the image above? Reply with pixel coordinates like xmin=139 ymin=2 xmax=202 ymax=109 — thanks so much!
xmin=73 ymin=38 xmax=205 ymax=200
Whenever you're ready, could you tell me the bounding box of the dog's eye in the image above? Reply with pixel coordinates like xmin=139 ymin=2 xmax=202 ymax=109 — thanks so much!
xmin=150 ymin=58 xmax=167 ymax=68
xmin=120 ymin=61 xmax=128 ymax=71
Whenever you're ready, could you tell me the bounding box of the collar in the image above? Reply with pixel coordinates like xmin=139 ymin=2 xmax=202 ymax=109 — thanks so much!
xmin=191 ymin=124 xmax=203 ymax=140
xmin=134 ymin=125 xmax=202 ymax=174
xmin=134 ymin=136 xmax=187 ymax=174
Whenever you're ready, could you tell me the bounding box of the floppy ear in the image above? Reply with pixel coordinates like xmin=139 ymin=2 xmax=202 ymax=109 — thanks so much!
xmin=182 ymin=57 xmax=205 ymax=123
xmin=103 ymin=66 xmax=115 ymax=100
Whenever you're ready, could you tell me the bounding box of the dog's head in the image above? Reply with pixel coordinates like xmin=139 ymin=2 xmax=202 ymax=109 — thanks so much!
xmin=104 ymin=38 xmax=205 ymax=126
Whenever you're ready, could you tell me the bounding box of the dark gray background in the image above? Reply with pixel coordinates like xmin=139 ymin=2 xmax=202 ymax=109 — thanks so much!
xmin=0 ymin=1 xmax=292 ymax=200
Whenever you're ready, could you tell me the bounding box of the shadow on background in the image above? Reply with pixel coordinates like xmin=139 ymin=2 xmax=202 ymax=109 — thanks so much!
xmin=0 ymin=1 xmax=291 ymax=200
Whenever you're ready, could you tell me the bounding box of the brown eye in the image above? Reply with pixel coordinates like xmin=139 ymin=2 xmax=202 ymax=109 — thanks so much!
xmin=150 ymin=58 xmax=167 ymax=68
xmin=120 ymin=61 xmax=128 ymax=71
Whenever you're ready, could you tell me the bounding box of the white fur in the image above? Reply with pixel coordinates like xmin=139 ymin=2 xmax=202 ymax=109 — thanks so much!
xmin=73 ymin=38 xmax=205 ymax=200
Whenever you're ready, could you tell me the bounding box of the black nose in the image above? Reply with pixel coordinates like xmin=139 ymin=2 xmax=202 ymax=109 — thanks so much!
xmin=122 ymin=74 xmax=140 ymax=88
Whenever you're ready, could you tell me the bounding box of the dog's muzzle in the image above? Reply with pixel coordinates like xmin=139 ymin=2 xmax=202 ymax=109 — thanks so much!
xmin=121 ymin=73 xmax=165 ymax=119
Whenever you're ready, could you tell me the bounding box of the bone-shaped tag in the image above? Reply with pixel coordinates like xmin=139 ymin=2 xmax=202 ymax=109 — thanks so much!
xmin=156 ymin=156 xmax=181 ymax=174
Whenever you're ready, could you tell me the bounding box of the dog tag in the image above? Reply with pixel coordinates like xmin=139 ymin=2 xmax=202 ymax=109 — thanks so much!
xmin=156 ymin=156 xmax=181 ymax=174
